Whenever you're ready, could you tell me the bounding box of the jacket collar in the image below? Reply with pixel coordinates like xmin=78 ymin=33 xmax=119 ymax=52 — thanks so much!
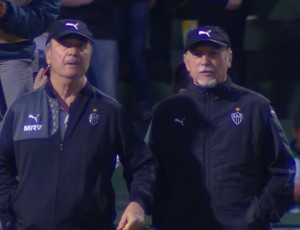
xmin=187 ymin=77 xmax=232 ymax=97
xmin=44 ymin=79 xmax=94 ymax=99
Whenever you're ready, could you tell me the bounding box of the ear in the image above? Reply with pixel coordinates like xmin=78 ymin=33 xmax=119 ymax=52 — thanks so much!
xmin=183 ymin=53 xmax=190 ymax=72
xmin=227 ymin=50 xmax=233 ymax=68
xmin=45 ymin=48 xmax=51 ymax=65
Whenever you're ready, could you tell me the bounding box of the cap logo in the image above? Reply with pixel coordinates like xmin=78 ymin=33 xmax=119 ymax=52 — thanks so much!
xmin=198 ymin=30 xmax=211 ymax=37
xmin=66 ymin=22 xmax=79 ymax=30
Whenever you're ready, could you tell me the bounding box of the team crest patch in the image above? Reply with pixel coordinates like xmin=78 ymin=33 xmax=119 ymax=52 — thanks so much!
xmin=231 ymin=107 xmax=243 ymax=125
xmin=89 ymin=113 xmax=100 ymax=126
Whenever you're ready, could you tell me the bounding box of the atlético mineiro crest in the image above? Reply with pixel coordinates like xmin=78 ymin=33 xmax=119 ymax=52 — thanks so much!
xmin=89 ymin=108 xmax=100 ymax=126
xmin=231 ymin=107 xmax=243 ymax=125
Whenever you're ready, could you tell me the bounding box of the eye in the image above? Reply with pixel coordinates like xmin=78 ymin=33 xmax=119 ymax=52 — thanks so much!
xmin=209 ymin=51 xmax=219 ymax=57
xmin=191 ymin=51 xmax=203 ymax=57
xmin=61 ymin=42 xmax=72 ymax=48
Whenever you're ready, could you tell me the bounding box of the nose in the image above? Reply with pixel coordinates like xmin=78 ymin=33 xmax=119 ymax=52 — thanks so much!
xmin=199 ymin=54 xmax=210 ymax=66
xmin=67 ymin=46 xmax=79 ymax=56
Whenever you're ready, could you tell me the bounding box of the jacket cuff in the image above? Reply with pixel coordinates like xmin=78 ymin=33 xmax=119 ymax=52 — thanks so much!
xmin=129 ymin=191 xmax=152 ymax=215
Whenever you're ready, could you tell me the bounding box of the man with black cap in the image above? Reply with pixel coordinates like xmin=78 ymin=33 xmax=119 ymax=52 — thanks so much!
xmin=145 ymin=25 xmax=295 ymax=230
xmin=0 ymin=19 xmax=156 ymax=230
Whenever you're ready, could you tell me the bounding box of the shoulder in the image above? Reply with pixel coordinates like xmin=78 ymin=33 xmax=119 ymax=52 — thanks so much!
xmin=90 ymin=86 xmax=129 ymax=116
xmin=152 ymin=93 xmax=198 ymax=121
xmin=12 ymin=87 xmax=44 ymax=107
xmin=3 ymin=87 xmax=46 ymax=135
xmin=154 ymin=93 xmax=192 ymax=110
xmin=229 ymin=83 xmax=271 ymax=106
xmin=91 ymin=86 xmax=121 ymax=107
xmin=229 ymin=83 xmax=279 ymax=121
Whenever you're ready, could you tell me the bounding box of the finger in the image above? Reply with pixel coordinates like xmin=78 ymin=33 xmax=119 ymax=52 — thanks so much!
xmin=36 ymin=67 xmax=45 ymax=81
xmin=33 ymin=67 xmax=49 ymax=89
xmin=116 ymin=215 xmax=127 ymax=230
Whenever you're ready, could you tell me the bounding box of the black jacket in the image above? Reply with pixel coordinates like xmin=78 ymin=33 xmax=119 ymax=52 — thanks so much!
xmin=146 ymin=79 xmax=295 ymax=230
xmin=0 ymin=81 xmax=156 ymax=229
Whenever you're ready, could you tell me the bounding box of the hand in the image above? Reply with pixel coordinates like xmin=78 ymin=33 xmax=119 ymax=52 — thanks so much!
xmin=225 ymin=0 xmax=242 ymax=10
xmin=33 ymin=66 xmax=49 ymax=89
xmin=116 ymin=201 xmax=145 ymax=230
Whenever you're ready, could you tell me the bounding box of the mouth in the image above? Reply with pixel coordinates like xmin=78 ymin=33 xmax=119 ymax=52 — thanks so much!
xmin=199 ymin=70 xmax=215 ymax=77
xmin=65 ymin=62 xmax=79 ymax=67
xmin=197 ymin=65 xmax=214 ymax=76
xmin=200 ymin=67 xmax=214 ymax=72
xmin=200 ymin=70 xmax=213 ymax=73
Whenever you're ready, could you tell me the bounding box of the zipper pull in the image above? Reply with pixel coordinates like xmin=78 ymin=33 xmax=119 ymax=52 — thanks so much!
xmin=60 ymin=142 xmax=63 ymax=151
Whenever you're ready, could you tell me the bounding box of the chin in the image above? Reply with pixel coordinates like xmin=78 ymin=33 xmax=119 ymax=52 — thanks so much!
xmin=196 ymin=79 xmax=217 ymax=88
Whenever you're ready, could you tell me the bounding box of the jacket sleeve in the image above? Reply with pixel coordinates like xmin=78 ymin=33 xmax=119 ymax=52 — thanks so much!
xmin=116 ymin=106 xmax=156 ymax=214
xmin=0 ymin=0 xmax=60 ymax=39
xmin=255 ymin=105 xmax=295 ymax=223
xmin=0 ymin=108 xmax=19 ymax=216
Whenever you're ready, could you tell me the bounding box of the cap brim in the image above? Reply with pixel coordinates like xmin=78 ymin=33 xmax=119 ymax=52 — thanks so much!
xmin=46 ymin=31 xmax=94 ymax=45
xmin=186 ymin=40 xmax=228 ymax=51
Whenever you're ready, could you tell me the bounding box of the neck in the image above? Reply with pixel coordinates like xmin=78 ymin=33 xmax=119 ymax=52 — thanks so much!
xmin=50 ymin=75 xmax=87 ymax=111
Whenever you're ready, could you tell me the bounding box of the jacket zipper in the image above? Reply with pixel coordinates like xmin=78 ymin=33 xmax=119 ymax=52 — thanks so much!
xmin=204 ymin=91 xmax=211 ymax=193
xmin=54 ymin=108 xmax=67 ymax=230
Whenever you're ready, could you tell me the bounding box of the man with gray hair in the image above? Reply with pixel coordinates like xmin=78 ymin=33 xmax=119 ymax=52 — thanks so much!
xmin=146 ymin=25 xmax=295 ymax=230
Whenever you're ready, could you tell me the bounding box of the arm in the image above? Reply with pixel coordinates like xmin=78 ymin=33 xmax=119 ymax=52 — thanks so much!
xmin=144 ymin=120 xmax=169 ymax=228
xmin=0 ymin=0 xmax=60 ymax=39
xmin=0 ymin=109 xmax=19 ymax=216
xmin=116 ymin=107 xmax=156 ymax=228
xmin=254 ymin=106 xmax=295 ymax=223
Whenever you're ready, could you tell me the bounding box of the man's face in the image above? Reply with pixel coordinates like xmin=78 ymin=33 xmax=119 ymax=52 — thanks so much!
xmin=183 ymin=45 xmax=232 ymax=88
xmin=45 ymin=36 xmax=92 ymax=80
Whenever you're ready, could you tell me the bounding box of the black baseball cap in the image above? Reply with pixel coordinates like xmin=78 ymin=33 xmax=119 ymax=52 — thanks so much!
xmin=185 ymin=26 xmax=231 ymax=51
xmin=46 ymin=19 xmax=94 ymax=45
